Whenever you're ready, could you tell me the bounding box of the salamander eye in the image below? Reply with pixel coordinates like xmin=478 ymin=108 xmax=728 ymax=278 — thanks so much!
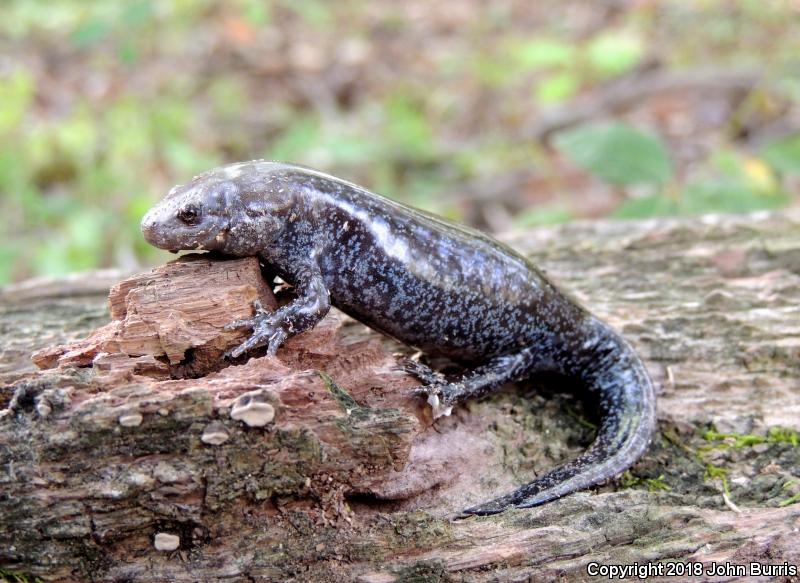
xmin=177 ymin=205 xmax=201 ymax=225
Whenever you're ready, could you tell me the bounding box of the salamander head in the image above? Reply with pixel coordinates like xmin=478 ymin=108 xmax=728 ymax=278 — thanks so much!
xmin=140 ymin=161 xmax=295 ymax=256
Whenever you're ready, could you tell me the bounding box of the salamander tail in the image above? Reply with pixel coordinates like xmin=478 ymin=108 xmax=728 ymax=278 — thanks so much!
xmin=461 ymin=322 xmax=656 ymax=516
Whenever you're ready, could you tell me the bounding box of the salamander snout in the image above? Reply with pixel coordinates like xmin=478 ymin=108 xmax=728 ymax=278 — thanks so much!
xmin=140 ymin=205 xmax=185 ymax=251
xmin=140 ymin=208 xmax=165 ymax=247
xmin=140 ymin=213 xmax=156 ymax=241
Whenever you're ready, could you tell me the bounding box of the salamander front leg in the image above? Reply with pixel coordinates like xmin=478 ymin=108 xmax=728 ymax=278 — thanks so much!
xmin=406 ymin=349 xmax=536 ymax=418
xmin=226 ymin=263 xmax=330 ymax=357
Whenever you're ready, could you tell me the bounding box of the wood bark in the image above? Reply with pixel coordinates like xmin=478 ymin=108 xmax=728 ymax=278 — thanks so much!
xmin=1 ymin=211 xmax=799 ymax=583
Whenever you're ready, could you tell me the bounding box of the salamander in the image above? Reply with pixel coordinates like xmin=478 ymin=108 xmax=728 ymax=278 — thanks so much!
xmin=140 ymin=160 xmax=656 ymax=515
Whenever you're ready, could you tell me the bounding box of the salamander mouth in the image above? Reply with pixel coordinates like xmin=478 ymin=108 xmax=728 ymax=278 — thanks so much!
xmin=192 ymin=226 xmax=230 ymax=252
xmin=214 ymin=226 xmax=229 ymax=247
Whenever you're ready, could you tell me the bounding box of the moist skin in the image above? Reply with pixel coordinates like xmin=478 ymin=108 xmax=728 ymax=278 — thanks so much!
xmin=141 ymin=160 xmax=656 ymax=515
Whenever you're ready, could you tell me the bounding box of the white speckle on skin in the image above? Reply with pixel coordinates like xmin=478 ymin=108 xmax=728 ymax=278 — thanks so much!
xmin=119 ymin=412 xmax=143 ymax=427
xmin=154 ymin=532 xmax=180 ymax=552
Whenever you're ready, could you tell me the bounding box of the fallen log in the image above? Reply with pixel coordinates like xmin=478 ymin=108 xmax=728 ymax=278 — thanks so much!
xmin=1 ymin=211 xmax=799 ymax=582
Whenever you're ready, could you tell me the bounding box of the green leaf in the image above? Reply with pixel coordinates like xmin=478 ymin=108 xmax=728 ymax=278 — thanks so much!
xmin=614 ymin=195 xmax=678 ymax=219
xmin=679 ymin=179 xmax=788 ymax=215
xmin=0 ymin=70 xmax=34 ymax=134
xmin=587 ymin=32 xmax=644 ymax=77
xmin=554 ymin=122 xmax=673 ymax=185
xmin=535 ymin=73 xmax=579 ymax=105
xmin=34 ymin=235 xmax=72 ymax=277
xmin=382 ymin=95 xmax=434 ymax=157
xmin=283 ymin=0 xmax=331 ymax=26
xmin=514 ymin=204 xmax=573 ymax=227
xmin=510 ymin=38 xmax=577 ymax=70
xmin=118 ymin=40 xmax=139 ymax=65
xmin=56 ymin=108 xmax=98 ymax=168
xmin=761 ymin=133 xmax=800 ymax=174
xmin=241 ymin=0 xmax=272 ymax=26
xmin=122 ymin=0 xmax=154 ymax=28
xmin=71 ymin=19 xmax=109 ymax=47
xmin=0 ymin=144 xmax=27 ymax=193
xmin=711 ymin=148 xmax=744 ymax=176
xmin=469 ymin=54 xmax=513 ymax=88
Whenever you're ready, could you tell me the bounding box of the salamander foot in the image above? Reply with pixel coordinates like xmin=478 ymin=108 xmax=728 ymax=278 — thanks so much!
xmin=225 ymin=299 xmax=289 ymax=357
xmin=401 ymin=358 xmax=461 ymax=418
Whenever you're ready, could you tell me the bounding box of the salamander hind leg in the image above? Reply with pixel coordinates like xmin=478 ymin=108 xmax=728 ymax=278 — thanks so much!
xmin=405 ymin=349 xmax=536 ymax=419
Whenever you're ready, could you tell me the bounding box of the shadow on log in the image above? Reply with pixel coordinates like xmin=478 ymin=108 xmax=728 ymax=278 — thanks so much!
xmin=1 ymin=212 xmax=800 ymax=582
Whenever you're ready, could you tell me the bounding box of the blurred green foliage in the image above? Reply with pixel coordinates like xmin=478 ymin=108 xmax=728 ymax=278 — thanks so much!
xmin=0 ymin=69 xmax=221 ymax=282
xmin=761 ymin=133 xmax=800 ymax=173
xmin=499 ymin=30 xmax=645 ymax=105
xmin=554 ymin=122 xmax=673 ymax=186
xmin=1 ymin=0 xmax=799 ymax=283
xmin=553 ymin=121 xmax=794 ymax=219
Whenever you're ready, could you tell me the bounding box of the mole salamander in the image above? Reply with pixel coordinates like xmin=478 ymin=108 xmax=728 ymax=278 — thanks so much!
xmin=141 ymin=160 xmax=656 ymax=515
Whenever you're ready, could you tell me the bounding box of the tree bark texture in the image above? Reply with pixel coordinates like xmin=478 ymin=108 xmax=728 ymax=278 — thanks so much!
xmin=1 ymin=211 xmax=799 ymax=582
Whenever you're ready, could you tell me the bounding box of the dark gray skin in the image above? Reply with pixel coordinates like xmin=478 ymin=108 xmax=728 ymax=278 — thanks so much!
xmin=141 ymin=160 xmax=656 ymax=516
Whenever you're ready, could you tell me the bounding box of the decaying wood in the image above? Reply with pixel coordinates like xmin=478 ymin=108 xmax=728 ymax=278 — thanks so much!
xmin=1 ymin=211 xmax=799 ymax=582
xmin=30 ymin=255 xmax=278 ymax=375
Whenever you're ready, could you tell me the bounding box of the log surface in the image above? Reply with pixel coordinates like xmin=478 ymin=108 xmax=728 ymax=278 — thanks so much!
xmin=1 ymin=211 xmax=799 ymax=582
